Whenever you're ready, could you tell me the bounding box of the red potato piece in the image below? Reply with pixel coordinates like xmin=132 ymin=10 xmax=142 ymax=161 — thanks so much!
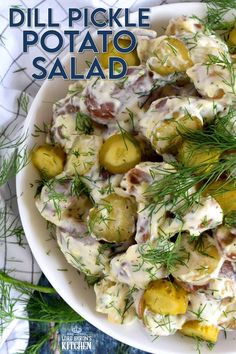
xmin=215 ymin=225 xmax=236 ymax=261
xmin=175 ymin=280 xmax=208 ymax=293
xmin=219 ymin=260 xmax=236 ymax=282
xmin=82 ymin=67 xmax=155 ymax=125
xmin=175 ymin=261 xmax=236 ymax=295
xmin=127 ymin=167 xmax=152 ymax=186
xmin=85 ymin=93 xmax=115 ymax=121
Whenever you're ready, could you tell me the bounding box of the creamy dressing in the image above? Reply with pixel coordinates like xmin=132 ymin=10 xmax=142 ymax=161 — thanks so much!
xmin=187 ymin=63 xmax=236 ymax=101
xmin=187 ymin=292 xmax=224 ymax=326
xmin=94 ymin=279 xmax=136 ymax=324
xmin=34 ymin=15 xmax=236 ymax=340
xmin=143 ymin=308 xmax=186 ymax=336
xmin=172 ymin=233 xmax=224 ymax=286
xmin=56 ymin=227 xmax=109 ymax=276
xmin=110 ymin=243 xmax=168 ymax=289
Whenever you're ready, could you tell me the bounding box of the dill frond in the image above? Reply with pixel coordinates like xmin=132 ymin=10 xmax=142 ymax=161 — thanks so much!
xmin=223 ymin=211 xmax=236 ymax=227
xmin=138 ymin=236 xmax=190 ymax=273
xmin=0 ymin=205 xmax=25 ymax=245
xmin=0 ymin=273 xmax=84 ymax=339
xmin=26 ymin=291 xmax=83 ymax=324
xmin=145 ymin=108 xmax=236 ymax=216
xmin=205 ymin=53 xmax=236 ymax=95
xmin=24 ymin=324 xmax=60 ymax=354
xmin=0 ymin=271 xmax=56 ymax=295
xmin=204 ymin=0 xmax=236 ymax=32
xmin=178 ymin=108 xmax=236 ymax=153
xmin=75 ymin=112 xmax=93 ymax=135
xmin=71 ymin=173 xmax=91 ymax=199
xmin=0 ymin=145 xmax=29 ymax=187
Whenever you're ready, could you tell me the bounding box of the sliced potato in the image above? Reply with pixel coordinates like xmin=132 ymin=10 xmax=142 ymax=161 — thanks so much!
xmin=171 ymin=233 xmax=221 ymax=285
xmin=100 ymin=38 xmax=140 ymax=69
xmin=143 ymin=279 xmax=188 ymax=315
xmin=88 ymin=193 xmax=137 ymax=242
xmin=99 ymin=134 xmax=141 ymax=174
xmin=65 ymin=134 xmax=102 ymax=176
xmin=178 ymin=141 xmax=220 ymax=173
xmin=206 ymin=180 xmax=236 ymax=215
xmin=31 ymin=144 xmax=66 ymax=178
xmin=180 ymin=320 xmax=219 ymax=343
xmin=151 ymin=115 xmax=202 ymax=154
xmin=148 ymin=37 xmax=193 ymax=76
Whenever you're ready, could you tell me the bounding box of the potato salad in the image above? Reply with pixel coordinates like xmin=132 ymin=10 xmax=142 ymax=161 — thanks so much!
xmin=33 ymin=15 xmax=236 ymax=346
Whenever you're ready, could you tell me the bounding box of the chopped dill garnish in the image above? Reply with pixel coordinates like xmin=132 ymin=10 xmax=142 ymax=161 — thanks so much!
xmin=75 ymin=112 xmax=94 ymax=135
xmin=203 ymin=0 xmax=236 ymax=32
xmin=205 ymin=53 xmax=236 ymax=95
xmin=145 ymin=108 xmax=236 ymax=216
xmin=32 ymin=123 xmax=50 ymax=137
xmin=116 ymin=120 xmax=139 ymax=149
xmin=178 ymin=108 xmax=236 ymax=153
xmin=223 ymin=211 xmax=236 ymax=227
xmin=84 ymin=274 xmax=101 ymax=286
xmin=71 ymin=173 xmax=91 ymax=199
xmin=138 ymin=236 xmax=189 ymax=273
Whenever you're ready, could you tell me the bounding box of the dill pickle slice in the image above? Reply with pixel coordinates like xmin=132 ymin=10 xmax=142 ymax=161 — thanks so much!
xmin=31 ymin=144 xmax=66 ymax=178
xmin=149 ymin=37 xmax=193 ymax=76
xmin=143 ymin=279 xmax=188 ymax=316
xmin=180 ymin=321 xmax=219 ymax=343
xmin=207 ymin=180 xmax=236 ymax=215
xmin=151 ymin=115 xmax=202 ymax=154
xmin=100 ymin=38 xmax=140 ymax=69
xmin=178 ymin=141 xmax=220 ymax=173
xmin=88 ymin=193 xmax=137 ymax=242
xmin=229 ymin=27 xmax=236 ymax=46
xmin=99 ymin=134 xmax=141 ymax=174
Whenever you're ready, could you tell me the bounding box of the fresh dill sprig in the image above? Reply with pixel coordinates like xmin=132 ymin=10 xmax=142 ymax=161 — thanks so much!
xmin=75 ymin=112 xmax=94 ymax=135
xmin=145 ymin=108 xmax=236 ymax=216
xmin=71 ymin=173 xmax=91 ymax=199
xmin=26 ymin=291 xmax=83 ymax=324
xmin=145 ymin=156 xmax=236 ymax=216
xmin=0 ymin=132 xmax=27 ymax=150
xmin=84 ymin=274 xmax=101 ymax=286
xmin=0 ymin=271 xmax=56 ymax=295
xmin=138 ymin=236 xmax=189 ymax=273
xmin=116 ymin=120 xmax=139 ymax=149
xmin=0 ymin=273 xmax=84 ymax=338
xmin=194 ymin=335 xmax=215 ymax=354
xmin=43 ymin=178 xmax=69 ymax=219
xmin=24 ymin=324 xmax=60 ymax=354
xmin=115 ymin=342 xmax=131 ymax=354
xmin=178 ymin=108 xmax=236 ymax=153
xmin=0 ymin=129 xmax=29 ymax=187
xmin=0 ymin=205 xmax=24 ymax=245
xmin=17 ymin=92 xmax=29 ymax=114
xmin=223 ymin=211 xmax=236 ymax=227
xmin=0 ymin=144 xmax=29 ymax=187
xmin=203 ymin=0 xmax=236 ymax=32
xmin=205 ymin=52 xmax=236 ymax=95
xmin=32 ymin=123 xmax=50 ymax=138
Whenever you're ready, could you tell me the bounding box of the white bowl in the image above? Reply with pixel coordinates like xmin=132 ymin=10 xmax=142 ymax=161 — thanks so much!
xmin=16 ymin=3 xmax=236 ymax=353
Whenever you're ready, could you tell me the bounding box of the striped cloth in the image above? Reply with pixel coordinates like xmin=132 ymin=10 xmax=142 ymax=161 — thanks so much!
xmin=0 ymin=1 xmax=200 ymax=353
